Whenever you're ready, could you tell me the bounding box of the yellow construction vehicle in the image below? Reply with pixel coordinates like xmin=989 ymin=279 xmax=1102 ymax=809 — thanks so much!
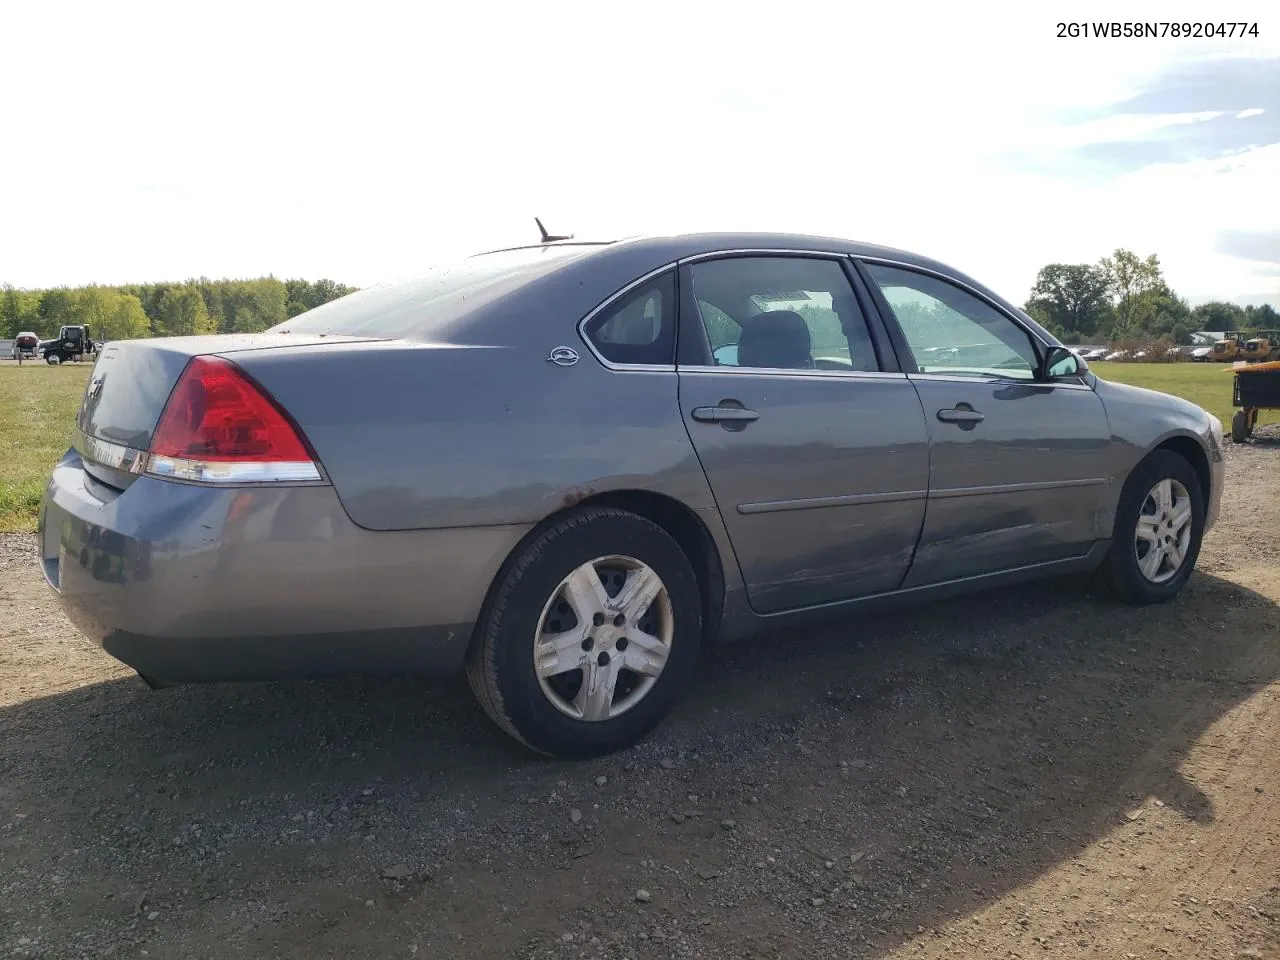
xmin=1241 ymin=330 xmax=1280 ymax=363
xmin=1209 ymin=331 xmax=1245 ymax=362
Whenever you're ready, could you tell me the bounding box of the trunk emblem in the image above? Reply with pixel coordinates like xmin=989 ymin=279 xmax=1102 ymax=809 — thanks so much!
xmin=89 ymin=377 xmax=103 ymax=398
xmin=547 ymin=346 xmax=579 ymax=367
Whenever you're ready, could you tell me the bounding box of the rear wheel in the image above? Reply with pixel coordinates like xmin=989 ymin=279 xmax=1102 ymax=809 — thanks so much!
xmin=1099 ymin=450 xmax=1204 ymax=605
xmin=1231 ymin=410 xmax=1249 ymax=443
xmin=466 ymin=507 xmax=702 ymax=758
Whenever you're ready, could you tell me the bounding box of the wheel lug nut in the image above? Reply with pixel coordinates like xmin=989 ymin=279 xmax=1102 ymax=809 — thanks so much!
xmin=617 ymin=638 xmax=629 ymax=652
xmin=593 ymin=613 xmax=605 ymax=626
xmin=582 ymin=636 xmax=595 ymax=651
xmin=613 ymin=614 xmax=626 ymax=627
xmin=597 ymin=652 xmax=610 ymax=667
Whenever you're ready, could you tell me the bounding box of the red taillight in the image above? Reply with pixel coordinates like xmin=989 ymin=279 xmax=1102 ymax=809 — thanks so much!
xmin=146 ymin=356 xmax=320 ymax=483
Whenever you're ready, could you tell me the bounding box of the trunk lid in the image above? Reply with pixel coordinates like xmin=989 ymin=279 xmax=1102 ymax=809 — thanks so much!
xmin=74 ymin=333 xmax=378 ymax=487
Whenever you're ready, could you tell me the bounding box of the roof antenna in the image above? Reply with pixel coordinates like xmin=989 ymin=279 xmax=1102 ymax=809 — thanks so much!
xmin=535 ymin=217 xmax=573 ymax=243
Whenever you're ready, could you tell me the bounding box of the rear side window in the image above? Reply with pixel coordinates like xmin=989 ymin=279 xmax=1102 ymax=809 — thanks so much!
xmin=582 ymin=271 xmax=676 ymax=367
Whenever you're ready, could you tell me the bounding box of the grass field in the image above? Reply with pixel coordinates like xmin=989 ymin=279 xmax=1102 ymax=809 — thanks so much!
xmin=1092 ymin=361 xmax=1274 ymax=427
xmin=0 ymin=362 xmax=91 ymax=532
xmin=0 ymin=357 xmax=1272 ymax=533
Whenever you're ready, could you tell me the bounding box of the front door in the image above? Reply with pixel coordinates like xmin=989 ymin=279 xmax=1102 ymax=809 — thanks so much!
xmin=859 ymin=260 xmax=1113 ymax=587
xmin=676 ymin=254 xmax=931 ymax=614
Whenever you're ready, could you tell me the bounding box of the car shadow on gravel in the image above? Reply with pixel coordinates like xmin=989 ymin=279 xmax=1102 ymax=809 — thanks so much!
xmin=1 ymin=569 xmax=1277 ymax=958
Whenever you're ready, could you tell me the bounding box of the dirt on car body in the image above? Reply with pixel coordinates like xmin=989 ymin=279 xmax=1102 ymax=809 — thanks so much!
xmin=2 ymin=434 xmax=1278 ymax=960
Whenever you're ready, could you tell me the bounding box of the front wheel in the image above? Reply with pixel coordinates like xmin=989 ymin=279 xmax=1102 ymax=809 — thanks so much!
xmin=45 ymin=353 xmax=60 ymax=365
xmin=466 ymin=506 xmax=702 ymax=758
xmin=1099 ymin=450 xmax=1205 ymax=605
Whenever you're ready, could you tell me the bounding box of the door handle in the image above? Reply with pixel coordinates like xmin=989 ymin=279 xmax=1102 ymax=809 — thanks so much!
xmin=691 ymin=405 xmax=760 ymax=423
xmin=936 ymin=407 xmax=985 ymax=424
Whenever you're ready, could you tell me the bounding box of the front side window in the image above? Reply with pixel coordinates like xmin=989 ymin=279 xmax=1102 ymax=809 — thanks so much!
xmin=863 ymin=263 xmax=1039 ymax=380
xmin=582 ymin=271 xmax=676 ymax=366
xmin=687 ymin=257 xmax=880 ymax=372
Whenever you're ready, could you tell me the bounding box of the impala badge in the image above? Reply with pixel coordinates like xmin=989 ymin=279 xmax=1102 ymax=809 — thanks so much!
xmin=547 ymin=346 xmax=579 ymax=367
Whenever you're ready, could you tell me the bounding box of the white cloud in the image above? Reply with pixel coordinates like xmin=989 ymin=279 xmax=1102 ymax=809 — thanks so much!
xmin=1235 ymin=108 xmax=1266 ymax=119
xmin=0 ymin=0 xmax=1276 ymax=306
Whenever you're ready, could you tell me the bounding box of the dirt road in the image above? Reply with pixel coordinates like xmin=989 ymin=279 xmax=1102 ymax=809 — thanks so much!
xmin=2 ymin=437 xmax=1278 ymax=960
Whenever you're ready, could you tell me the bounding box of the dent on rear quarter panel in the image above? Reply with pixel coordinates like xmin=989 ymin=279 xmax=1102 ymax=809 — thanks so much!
xmin=228 ymin=342 xmax=720 ymax=531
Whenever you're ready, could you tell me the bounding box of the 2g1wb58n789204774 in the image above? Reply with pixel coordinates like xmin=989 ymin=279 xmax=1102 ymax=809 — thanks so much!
xmin=1056 ymin=21 xmax=1260 ymax=38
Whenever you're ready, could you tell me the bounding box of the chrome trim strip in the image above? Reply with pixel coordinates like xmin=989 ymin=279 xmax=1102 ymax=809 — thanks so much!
xmin=907 ymin=372 xmax=1095 ymax=391
xmin=72 ymin=427 xmax=324 ymax=485
xmin=575 ymin=263 xmax=679 ymax=372
xmin=676 ymin=248 xmax=850 ymax=265
xmin=931 ymin=477 xmax=1108 ymax=499
xmin=680 ymin=366 xmax=906 ymax=381
xmin=145 ymin=455 xmax=323 ymax=484
xmin=739 ymin=489 xmax=928 ymax=515
xmin=74 ymin=429 xmax=147 ymax=474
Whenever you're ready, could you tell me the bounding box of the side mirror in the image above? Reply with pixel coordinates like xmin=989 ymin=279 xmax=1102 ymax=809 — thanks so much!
xmin=1042 ymin=345 xmax=1085 ymax=380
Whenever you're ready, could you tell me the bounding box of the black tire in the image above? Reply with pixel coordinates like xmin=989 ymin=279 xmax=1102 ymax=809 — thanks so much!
xmin=1231 ymin=410 xmax=1249 ymax=443
xmin=466 ymin=506 xmax=702 ymax=759
xmin=1098 ymin=450 xmax=1205 ymax=605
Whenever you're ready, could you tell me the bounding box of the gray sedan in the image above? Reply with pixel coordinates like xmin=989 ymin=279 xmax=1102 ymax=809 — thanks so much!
xmin=39 ymin=232 xmax=1225 ymax=757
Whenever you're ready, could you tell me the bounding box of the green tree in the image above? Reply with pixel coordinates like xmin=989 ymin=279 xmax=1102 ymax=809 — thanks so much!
xmin=1024 ymin=263 xmax=1112 ymax=340
xmin=1099 ymin=249 xmax=1163 ymax=337
xmin=1243 ymin=303 xmax=1280 ymax=329
xmin=38 ymin=288 xmax=80 ymax=329
xmin=1 ymin=285 xmax=42 ymax=337
xmin=1191 ymin=301 xmax=1247 ymax=332
xmin=104 ymin=293 xmax=151 ymax=341
xmin=285 ymin=278 xmax=357 ymax=317
xmin=156 ymin=285 xmax=215 ymax=337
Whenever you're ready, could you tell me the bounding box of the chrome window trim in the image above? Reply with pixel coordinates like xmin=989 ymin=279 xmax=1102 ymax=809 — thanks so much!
xmin=676 ymin=248 xmax=850 ymax=265
xmin=907 ymin=372 xmax=1095 ymax=391
xmin=679 ymin=365 xmax=906 ymax=381
xmin=575 ymin=263 xmax=679 ymax=372
xmin=578 ymin=247 xmax=1081 ymax=377
xmin=677 ymin=249 xmax=890 ymax=376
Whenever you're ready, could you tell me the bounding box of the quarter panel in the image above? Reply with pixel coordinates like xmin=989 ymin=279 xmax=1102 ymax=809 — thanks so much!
xmin=228 ymin=343 xmax=718 ymax=532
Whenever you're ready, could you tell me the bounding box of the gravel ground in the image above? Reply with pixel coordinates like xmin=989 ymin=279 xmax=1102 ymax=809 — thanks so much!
xmin=2 ymin=434 xmax=1279 ymax=960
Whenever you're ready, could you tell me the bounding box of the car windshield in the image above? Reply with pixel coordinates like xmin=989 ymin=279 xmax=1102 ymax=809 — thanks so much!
xmin=268 ymin=245 xmax=594 ymax=340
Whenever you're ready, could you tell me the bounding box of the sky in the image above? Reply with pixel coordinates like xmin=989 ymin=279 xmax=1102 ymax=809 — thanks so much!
xmin=1 ymin=0 xmax=1277 ymax=308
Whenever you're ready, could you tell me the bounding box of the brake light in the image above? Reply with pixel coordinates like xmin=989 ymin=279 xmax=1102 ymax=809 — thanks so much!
xmin=146 ymin=356 xmax=322 ymax=483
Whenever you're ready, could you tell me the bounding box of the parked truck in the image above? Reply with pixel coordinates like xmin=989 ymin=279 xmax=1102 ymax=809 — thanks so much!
xmin=39 ymin=325 xmax=97 ymax=364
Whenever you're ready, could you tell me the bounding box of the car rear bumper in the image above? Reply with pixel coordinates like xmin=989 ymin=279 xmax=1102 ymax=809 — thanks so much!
xmin=38 ymin=449 xmax=532 ymax=683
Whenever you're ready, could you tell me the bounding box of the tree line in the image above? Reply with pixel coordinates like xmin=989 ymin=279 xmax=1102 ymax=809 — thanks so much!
xmin=1023 ymin=248 xmax=1278 ymax=345
xmin=0 ymin=277 xmax=358 ymax=342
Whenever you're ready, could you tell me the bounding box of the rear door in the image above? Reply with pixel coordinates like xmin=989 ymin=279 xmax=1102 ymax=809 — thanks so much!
xmin=676 ymin=253 xmax=931 ymax=614
xmin=857 ymin=259 xmax=1113 ymax=587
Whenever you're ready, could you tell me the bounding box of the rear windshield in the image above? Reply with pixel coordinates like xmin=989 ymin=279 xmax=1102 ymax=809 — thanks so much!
xmin=268 ymin=245 xmax=594 ymax=341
